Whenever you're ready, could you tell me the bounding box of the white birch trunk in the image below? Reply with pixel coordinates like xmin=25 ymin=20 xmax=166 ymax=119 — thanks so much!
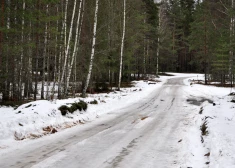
xmin=64 ymin=0 xmax=68 ymax=49
xmin=66 ymin=0 xmax=83 ymax=90
xmin=118 ymin=0 xmax=126 ymax=90
xmin=60 ymin=0 xmax=77 ymax=85
xmin=82 ymin=0 xmax=99 ymax=97
xmin=58 ymin=0 xmax=69 ymax=97
xmin=73 ymin=0 xmax=85 ymax=62
xmin=74 ymin=0 xmax=85 ymax=60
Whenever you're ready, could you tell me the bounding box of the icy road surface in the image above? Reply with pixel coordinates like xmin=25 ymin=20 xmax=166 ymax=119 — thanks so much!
xmin=0 ymin=77 xmax=196 ymax=168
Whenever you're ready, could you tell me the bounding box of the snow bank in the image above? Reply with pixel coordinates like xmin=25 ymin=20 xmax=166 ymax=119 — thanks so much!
xmin=182 ymin=75 xmax=235 ymax=168
xmin=0 ymin=76 xmax=167 ymax=149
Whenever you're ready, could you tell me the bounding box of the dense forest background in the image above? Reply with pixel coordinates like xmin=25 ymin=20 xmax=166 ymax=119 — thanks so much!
xmin=0 ymin=0 xmax=234 ymax=103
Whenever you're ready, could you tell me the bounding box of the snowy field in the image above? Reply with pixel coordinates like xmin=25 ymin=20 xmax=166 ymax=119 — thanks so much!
xmin=0 ymin=73 xmax=235 ymax=168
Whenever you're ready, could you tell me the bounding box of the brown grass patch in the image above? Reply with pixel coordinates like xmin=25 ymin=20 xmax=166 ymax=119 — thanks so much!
xmin=141 ymin=116 xmax=149 ymax=120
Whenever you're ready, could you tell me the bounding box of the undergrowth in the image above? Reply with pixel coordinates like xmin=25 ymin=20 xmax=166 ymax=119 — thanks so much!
xmin=58 ymin=100 xmax=88 ymax=116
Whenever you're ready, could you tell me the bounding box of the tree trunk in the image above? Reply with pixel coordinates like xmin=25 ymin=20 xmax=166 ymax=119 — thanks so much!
xmin=60 ymin=0 xmax=77 ymax=87
xmin=58 ymin=0 xmax=68 ymax=98
xmin=118 ymin=0 xmax=126 ymax=91
xmin=66 ymin=0 xmax=83 ymax=92
xmin=82 ymin=0 xmax=99 ymax=97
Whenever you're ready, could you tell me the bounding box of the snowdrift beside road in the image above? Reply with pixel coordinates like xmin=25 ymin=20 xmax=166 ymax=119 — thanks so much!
xmin=0 ymin=76 xmax=167 ymax=149
xmin=182 ymin=75 xmax=235 ymax=168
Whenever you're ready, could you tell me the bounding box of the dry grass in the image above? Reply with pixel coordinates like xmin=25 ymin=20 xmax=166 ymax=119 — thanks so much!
xmin=141 ymin=116 xmax=149 ymax=120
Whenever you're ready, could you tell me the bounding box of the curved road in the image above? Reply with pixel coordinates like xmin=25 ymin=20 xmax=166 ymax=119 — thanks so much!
xmin=0 ymin=77 xmax=193 ymax=168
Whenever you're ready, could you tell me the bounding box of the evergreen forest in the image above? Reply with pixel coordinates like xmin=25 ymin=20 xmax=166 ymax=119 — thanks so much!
xmin=0 ymin=0 xmax=234 ymax=103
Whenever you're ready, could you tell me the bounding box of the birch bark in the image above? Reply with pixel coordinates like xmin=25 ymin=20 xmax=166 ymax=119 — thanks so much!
xmin=66 ymin=0 xmax=83 ymax=91
xmin=63 ymin=0 xmax=68 ymax=49
xmin=82 ymin=0 xmax=99 ymax=97
xmin=58 ymin=0 xmax=68 ymax=98
xmin=74 ymin=0 xmax=85 ymax=96
xmin=60 ymin=0 xmax=77 ymax=89
xmin=118 ymin=0 xmax=126 ymax=91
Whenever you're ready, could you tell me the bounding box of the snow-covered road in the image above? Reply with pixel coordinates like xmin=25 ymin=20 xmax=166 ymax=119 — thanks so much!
xmin=0 ymin=77 xmax=196 ymax=168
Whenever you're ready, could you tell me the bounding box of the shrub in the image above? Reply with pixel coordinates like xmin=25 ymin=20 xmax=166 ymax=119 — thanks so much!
xmin=75 ymin=102 xmax=83 ymax=111
xmin=70 ymin=100 xmax=88 ymax=112
xmin=90 ymin=99 xmax=98 ymax=104
xmin=58 ymin=105 xmax=70 ymax=116
xmin=69 ymin=103 xmax=79 ymax=113
xmin=79 ymin=100 xmax=87 ymax=111
xmin=59 ymin=100 xmax=88 ymax=116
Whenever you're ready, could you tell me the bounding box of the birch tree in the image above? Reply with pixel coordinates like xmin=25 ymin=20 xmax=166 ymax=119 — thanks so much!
xmin=82 ymin=0 xmax=99 ymax=97
xmin=66 ymin=0 xmax=83 ymax=91
xmin=118 ymin=0 xmax=126 ymax=91
xmin=58 ymin=0 xmax=68 ymax=98
xmin=60 ymin=0 xmax=77 ymax=88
